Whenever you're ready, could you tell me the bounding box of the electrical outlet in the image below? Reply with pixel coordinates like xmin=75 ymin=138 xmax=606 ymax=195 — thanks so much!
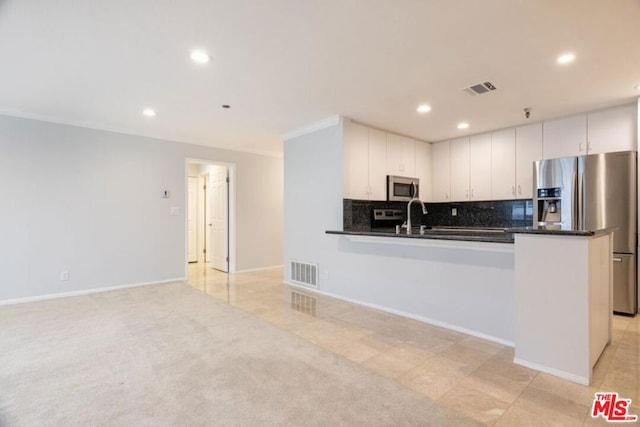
xmin=60 ymin=271 xmax=69 ymax=281
xmin=452 ymin=208 xmax=457 ymax=216
xmin=170 ymin=206 xmax=180 ymax=216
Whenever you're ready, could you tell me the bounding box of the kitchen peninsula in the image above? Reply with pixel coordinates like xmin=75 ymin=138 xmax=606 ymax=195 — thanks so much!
xmin=325 ymin=226 xmax=614 ymax=385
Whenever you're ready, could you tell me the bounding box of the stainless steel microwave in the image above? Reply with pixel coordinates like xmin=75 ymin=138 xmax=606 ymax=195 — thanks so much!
xmin=387 ymin=175 xmax=419 ymax=201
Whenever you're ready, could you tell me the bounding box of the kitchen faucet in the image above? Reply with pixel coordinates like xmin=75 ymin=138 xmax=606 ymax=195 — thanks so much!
xmin=406 ymin=183 xmax=428 ymax=235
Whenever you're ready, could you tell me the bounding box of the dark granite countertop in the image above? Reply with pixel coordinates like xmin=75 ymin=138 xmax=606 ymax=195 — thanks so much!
xmin=326 ymin=228 xmax=514 ymax=244
xmin=506 ymin=226 xmax=617 ymax=237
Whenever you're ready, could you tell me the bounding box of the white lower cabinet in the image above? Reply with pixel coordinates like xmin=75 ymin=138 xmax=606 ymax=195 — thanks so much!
xmin=469 ymin=133 xmax=492 ymax=200
xmin=431 ymin=141 xmax=451 ymax=202
xmin=450 ymin=137 xmax=470 ymax=201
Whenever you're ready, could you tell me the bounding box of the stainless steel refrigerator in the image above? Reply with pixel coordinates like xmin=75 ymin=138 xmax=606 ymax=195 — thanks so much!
xmin=533 ymin=151 xmax=637 ymax=315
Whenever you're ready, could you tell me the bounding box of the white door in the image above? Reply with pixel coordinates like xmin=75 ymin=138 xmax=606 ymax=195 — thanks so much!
xmin=491 ymin=128 xmax=516 ymax=200
xmin=587 ymin=103 xmax=637 ymax=154
xmin=209 ymin=167 xmax=229 ymax=272
xmin=516 ymin=123 xmax=543 ymax=199
xmin=431 ymin=141 xmax=451 ymax=202
xmin=542 ymin=113 xmax=587 ymax=159
xmin=368 ymin=128 xmax=388 ymax=201
xmin=469 ymin=133 xmax=492 ymax=200
xmin=450 ymin=137 xmax=470 ymax=201
xmin=203 ymin=173 xmax=211 ymax=263
xmin=343 ymin=121 xmax=370 ymax=199
xmin=187 ymin=177 xmax=198 ymax=262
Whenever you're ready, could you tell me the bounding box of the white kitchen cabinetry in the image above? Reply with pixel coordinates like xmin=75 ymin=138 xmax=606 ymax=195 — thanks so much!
xmin=542 ymin=114 xmax=587 ymax=159
xmin=368 ymin=128 xmax=388 ymax=200
xmin=586 ymin=103 xmax=637 ymax=154
xmin=386 ymin=134 xmax=416 ymax=177
xmin=415 ymin=141 xmax=432 ymax=202
xmin=431 ymin=141 xmax=451 ymax=202
xmin=491 ymin=128 xmax=516 ymax=200
xmin=515 ymin=123 xmax=543 ymax=199
xmin=450 ymin=137 xmax=470 ymax=201
xmin=343 ymin=121 xmax=387 ymax=200
xmin=469 ymin=133 xmax=492 ymax=200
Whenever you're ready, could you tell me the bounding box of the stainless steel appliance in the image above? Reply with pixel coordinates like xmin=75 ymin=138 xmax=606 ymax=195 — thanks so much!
xmin=387 ymin=175 xmax=419 ymax=202
xmin=534 ymin=151 xmax=637 ymax=315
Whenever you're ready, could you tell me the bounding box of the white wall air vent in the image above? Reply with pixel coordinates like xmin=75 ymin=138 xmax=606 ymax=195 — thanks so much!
xmin=290 ymin=260 xmax=319 ymax=288
xmin=463 ymin=81 xmax=497 ymax=96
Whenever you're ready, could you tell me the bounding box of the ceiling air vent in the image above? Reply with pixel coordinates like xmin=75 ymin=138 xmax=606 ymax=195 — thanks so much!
xmin=463 ymin=81 xmax=497 ymax=96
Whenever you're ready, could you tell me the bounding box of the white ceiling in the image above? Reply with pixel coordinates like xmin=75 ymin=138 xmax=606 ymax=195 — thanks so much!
xmin=0 ymin=0 xmax=639 ymax=156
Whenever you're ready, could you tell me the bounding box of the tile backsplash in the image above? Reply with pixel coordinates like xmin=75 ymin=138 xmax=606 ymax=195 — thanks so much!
xmin=343 ymin=198 xmax=533 ymax=231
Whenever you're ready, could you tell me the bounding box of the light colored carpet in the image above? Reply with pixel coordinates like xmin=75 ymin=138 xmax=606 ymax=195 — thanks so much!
xmin=0 ymin=283 xmax=480 ymax=426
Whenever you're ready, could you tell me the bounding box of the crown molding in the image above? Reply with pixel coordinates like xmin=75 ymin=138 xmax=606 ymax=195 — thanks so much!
xmin=281 ymin=115 xmax=341 ymax=141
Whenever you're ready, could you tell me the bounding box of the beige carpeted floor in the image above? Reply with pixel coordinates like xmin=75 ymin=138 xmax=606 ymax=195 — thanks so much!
xmin=0 ymin=283 xmax=481 ymax=426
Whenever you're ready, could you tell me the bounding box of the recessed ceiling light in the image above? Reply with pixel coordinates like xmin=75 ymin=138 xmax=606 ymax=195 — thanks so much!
xmin=457 ymin=122 xmax=469 ymax=130
xmin=557 ymin=53 xmax=576 ymax=64
xmin=190 ymin=50 xmax=210 ymax=64
xmin=142 ymin=108 xmax=157 ymax=117
xmin=416 ymin=104 xmax=432 ymax=113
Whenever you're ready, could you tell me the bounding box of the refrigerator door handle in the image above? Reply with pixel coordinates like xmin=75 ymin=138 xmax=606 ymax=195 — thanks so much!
xmin=577 ymin=172 xmax=585 ymax=230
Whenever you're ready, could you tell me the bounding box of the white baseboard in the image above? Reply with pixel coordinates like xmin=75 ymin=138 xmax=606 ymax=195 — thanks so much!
xmin=513 ymin=358 xmax=589 ymax=385
xmin=0 ymin=277 xmax=186 ymax=306
xmin=284 ymin=280 xmax=514 ymax=348
xmin=235 ymin=265 xmax=283 ymax=274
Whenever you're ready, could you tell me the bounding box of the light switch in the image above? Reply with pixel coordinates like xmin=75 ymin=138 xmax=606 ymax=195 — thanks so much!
xmin=452 ymin=208 xmax=457 ymax=216
xmin=170 ymin=207 xmax=180 ymax=216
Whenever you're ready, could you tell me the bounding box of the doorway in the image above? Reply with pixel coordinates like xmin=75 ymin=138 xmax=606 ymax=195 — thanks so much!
xmin=186 ymin=159 xmax=235 ymax=275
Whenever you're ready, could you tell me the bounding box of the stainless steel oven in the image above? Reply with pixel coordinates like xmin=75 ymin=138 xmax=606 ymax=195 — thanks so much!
xmin=387 ymin=175 xmax=419 ymax=201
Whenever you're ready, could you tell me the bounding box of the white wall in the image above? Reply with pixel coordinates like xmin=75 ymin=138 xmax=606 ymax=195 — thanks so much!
xmin=0 ymin=115 xmax=283 ymax=301
xmin=283 ymin=119 xmax=514 ymax=343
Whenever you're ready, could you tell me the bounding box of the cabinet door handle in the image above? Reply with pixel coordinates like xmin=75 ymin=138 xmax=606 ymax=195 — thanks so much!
xmin=517 ymin=185 xmax=522 ymax=195
xmin=471 ymin=188 xmax=474 ymax=198
xmin=512 ymin=186 xmax=516 ymax=196
xmin=465 ymin=190 xmax=469 ymax=199
xmin=613 ymin=257 xmax=623 ymax=263
xmin=587 ymin=142 xmax=592 ymax=153
xmin=445 ymin=192 xmax=449 ymax=200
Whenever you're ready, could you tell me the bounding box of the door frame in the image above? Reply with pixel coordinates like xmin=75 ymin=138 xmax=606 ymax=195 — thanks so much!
xmin=184 ymin=158 xmax=236 ymax=275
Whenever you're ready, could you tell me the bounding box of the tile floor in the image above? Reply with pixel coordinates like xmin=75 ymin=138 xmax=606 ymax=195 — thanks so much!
xmin=187 ymin=263 xmax=640 ymax=426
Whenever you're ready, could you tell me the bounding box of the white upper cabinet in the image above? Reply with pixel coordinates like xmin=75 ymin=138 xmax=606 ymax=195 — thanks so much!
xmin=368 ymin=128 xmax=388 ymax=201
xmin=415 ymin=141 xmax=432 ymax=202
xmin=491 ymin=128 xmax=516 ymax=200
xmin=450 ymin=137 xmax=470 ymax=201
xmin=469 ymin=133 xmax=492 ymax=201
xmin=587 ymin=103 xmax=637 ymax=154
xmin=515 ymin=123 xmax=543 ymax=199
xmin=386 ymin=134 xmax=416 ymax=176
xmin=343 ymin=121 xmax=387 ymax=201
xmin=431 ymin=141 xmax=451 ymax=202
xmin=542 ymin=114 xmax=587 ymax=159
xmin=343 ymin=121 xmax=370 ymax=200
